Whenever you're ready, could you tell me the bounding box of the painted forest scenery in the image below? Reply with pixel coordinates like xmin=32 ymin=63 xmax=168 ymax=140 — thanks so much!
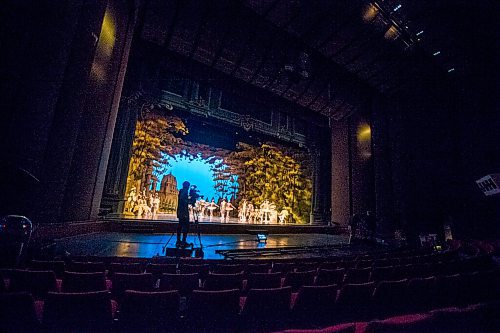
xmin=124 ymin=106 xmax=312 ymax=224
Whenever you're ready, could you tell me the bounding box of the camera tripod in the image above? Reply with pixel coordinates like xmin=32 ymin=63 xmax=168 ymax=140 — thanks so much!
xmin=162 ymin=209 xmax=204 ymax=258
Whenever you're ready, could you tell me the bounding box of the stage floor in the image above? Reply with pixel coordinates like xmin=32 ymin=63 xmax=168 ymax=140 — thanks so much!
xmin=54 ymin=232 xmax=351 ymax=260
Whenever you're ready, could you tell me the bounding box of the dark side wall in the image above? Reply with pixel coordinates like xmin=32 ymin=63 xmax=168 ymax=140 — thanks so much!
xmin=0 ymin=0 xmax=138 ymax=226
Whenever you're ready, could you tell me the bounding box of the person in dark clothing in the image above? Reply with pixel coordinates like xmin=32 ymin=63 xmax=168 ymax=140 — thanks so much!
xmin=365 ymin=210 xmax=377 ymax=242
xmin=176 ymin=181 xmax=190 ymax=247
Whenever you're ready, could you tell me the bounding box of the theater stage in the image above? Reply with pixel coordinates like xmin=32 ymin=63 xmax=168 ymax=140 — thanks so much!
xmin=52 ymin=232 xmax=369 ymax=260
xmin=105 ymin=216 xmax=344 ymax=235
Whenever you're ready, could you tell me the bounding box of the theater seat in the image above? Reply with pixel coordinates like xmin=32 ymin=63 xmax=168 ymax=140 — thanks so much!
xmin=61 ymin=271 xmax=107 ymax=292
xmin=241 ymin=286 xmax=292 ymax=331
xmin=67 ymin=261 xmax=106 ymax=273
xmin=365 ymin=313 xmax=435 ymax=333
xmin=108 ymin=262 xmax=143 ymax=278
xmin=246 ymin=272 xmax=282 ymax=291
xmin=283 ymin=270 xmax=316 ymax=292
xmin=406 ymin=276 xmax=436 ymax=312
xmin=212 ymin=263 xmax=245 ymax=274
xmin=179 ymin=263 xmax=210 ymax=280
xmin=272 ymin=322 xmax=357 ymax=333
xmin=159 ymin=272 xmax=200 ymax=296
xmin=371 ymin=279 xmax=409 ymax=317
xmin=343 ymin=268 xmax=372 ymax=284
xmin=111 ymin=272 xmax=155 ymax=302
xmin=246 ymin=263 xmax=272 ymax=274
xmin=118 ymin=290 xmax=180 ymax=332
xmin=292 ymin=284 xmax=338 ymax=326
xmin=8 ymin=269 xmax=58 ymax=299
xmin=204 ymin=272 xmax=244 ymax=291
xmin=145 ymin=263 xmax=178 ymax=278
xmin=29 ymin=260 xmax=65 ymax=278
xmin=42 ymin=291 xmax=114 ymax=332
xmin=315 ymin=268 xmax=345 ymax=286
xmin=187 ymin=289 xmax=240 ymax=332
xmin=0 ymin=292 xmax=41 ymax=333
xmin=335 ymin=282 xmax=375 ymax=321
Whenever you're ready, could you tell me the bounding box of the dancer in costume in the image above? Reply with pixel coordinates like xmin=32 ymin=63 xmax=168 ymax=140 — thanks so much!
xmin=206 ymin=198 xmax=218 ymax=222
xmin=220 ymin=198 xmax=227 ymax=223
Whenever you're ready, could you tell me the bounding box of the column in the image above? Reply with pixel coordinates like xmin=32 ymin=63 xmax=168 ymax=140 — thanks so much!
xmin=61 ymin=0 xmax=138 ymax=221
xmin=331 ymin=118 xmax=350 ymax=226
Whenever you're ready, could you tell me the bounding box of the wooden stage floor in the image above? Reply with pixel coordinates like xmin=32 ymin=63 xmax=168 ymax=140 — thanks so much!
xmin=53 ymin=232 xmax=360 ymax=260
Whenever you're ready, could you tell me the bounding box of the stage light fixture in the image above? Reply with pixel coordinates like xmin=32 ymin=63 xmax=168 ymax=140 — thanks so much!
xmin=433 ymin=51 xmax=441 ymax=56
xmin=448 ymin=68 xmax=455 ymax=73
xmin=393 ymin=4 xmax=402 ymax=12
xmin=363 ymin=3 xmax=379 ymax=22
xmin=416 ymin=30 xmax=424 ymax=36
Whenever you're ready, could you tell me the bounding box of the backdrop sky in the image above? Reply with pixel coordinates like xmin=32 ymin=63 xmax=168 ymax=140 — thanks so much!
xmin=158 ymin=155 xmax=223 ymax=201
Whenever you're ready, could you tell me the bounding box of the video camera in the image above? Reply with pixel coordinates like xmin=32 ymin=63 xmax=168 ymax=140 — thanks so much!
xmin=188 ymin=185 xmax=203 ymax=206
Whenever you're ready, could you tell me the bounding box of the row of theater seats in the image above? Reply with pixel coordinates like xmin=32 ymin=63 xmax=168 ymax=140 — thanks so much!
xmin=1 ymin=269 xmax=498 ymax=331
xmin=1 ymin=249 xmax=497 ymax=332
xmin=274 ymin=300 xmax=500 ymax=333
xmin=1 ymin=253 xmax=495 ymax=295
xmin=2 ymin=282 xmax=499 ymax=333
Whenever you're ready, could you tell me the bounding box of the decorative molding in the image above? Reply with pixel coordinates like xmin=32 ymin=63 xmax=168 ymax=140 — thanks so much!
xmin=160 ymin=90 xmax=307 ymax=145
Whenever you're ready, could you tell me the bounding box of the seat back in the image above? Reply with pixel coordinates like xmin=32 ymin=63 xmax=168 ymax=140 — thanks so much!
xmin=272 ymin=262 xmax=294 ymax=276
xmin=246 ymin=263 xmax=271 ymax=274
xmin=365 ymin=313 xmax=435 ymax=333
xmin=204 ymin=272 xmax=244 ymax=291
xmin=145 ymin=263 xmax=177 ymax=278
xmin=241 ymin=286 xmax=292 ymax=321
xmin=0 ymin=292 xmax=39 ymax=331
xmin=187 ymin=289 xmax=240 ymax=331
xmin=283 ymin=270 xmax=316 ymax=292
xmin=108 ymin=263 xmax=143 ymax=278
xmin=406 ymin=276 xmax=436 ymax=312
xmin=246 ymin=272 xmax=282 ymax=291
xmin=43 ymin=291 xmax=113 ymax=331
xmin=9 ymin=269 xmax=57 ymax=298
xmin=159 ymin=273 xmax=199 ymax=295
xmin=372 ymin=279 xmax=409 ymax=316
xmin=119 ymin=290 xmax=180 ymax=330
xmin=29 ymin=260 xmax=65 ymax=278
xmin=434 ymin=274 xmax=461 ymax=307
xmin=370 ymin=266 xmax=394 ymax=282
xmin=315 ymin=268 xmax=345 ymax=286
xmin=111 ymin=273 xmax=155 ymax=301
xmin=62 ymin=271 xmax=107 ymax=292
xmin=293 ymin=284 xmax=338 ymax=322
xmin=212 ymin=264 xmax=244 ymax=274
xmin=68 ymin=261 xmax=106 ymax=273
xmin=320 ymin=261 xmax=341 ymax=270
xmin=343 ymin=267 xmax=372 ymax=284
xmin=179 ymin=263 xmax=210 ymax=279
xmin=336 ymin=282 xmax=375 ymax=307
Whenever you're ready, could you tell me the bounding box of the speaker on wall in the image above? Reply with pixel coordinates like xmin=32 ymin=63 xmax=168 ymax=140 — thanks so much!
xmin=476 ymin=173 xmax=500 ymax=196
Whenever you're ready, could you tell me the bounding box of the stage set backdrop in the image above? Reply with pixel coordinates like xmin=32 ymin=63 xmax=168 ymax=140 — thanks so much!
xmin=123 ymin=108 xmax=312 ymax=224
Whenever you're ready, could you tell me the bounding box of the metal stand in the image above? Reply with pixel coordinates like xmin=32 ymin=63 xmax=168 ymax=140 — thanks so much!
xmin=161 ymin=209 xmax=204 ymax=258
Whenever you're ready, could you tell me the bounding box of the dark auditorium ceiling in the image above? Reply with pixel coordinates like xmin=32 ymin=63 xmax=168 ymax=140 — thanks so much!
xmin=139 ymin=0 xmax=495 ymax=119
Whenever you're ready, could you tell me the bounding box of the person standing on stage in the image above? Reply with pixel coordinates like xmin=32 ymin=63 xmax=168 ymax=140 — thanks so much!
xmin=176 ymin=181 xmax=190 ymax=247
xmin=220 ymin=198 xmax=227 ymax=223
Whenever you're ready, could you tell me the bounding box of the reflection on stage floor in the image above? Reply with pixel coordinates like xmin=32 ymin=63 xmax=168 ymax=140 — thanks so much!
xmin=54 ymin=232 xmax=351 ymax=260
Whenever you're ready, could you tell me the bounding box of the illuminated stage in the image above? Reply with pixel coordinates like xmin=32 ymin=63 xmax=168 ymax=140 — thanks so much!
xmin=119 ymin=212 xmax=297 ymax=225
xmin=105 ymin=215 xmax=343 ymax=235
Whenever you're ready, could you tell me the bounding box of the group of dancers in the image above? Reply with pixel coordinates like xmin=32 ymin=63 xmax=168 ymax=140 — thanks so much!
xmin=191 ymin=198 xmax=289 ymax=224
xmin=124 ymin=186 xmax=290 ymax=224
xmin=124 ymin=187 xmax=161 ymax=218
